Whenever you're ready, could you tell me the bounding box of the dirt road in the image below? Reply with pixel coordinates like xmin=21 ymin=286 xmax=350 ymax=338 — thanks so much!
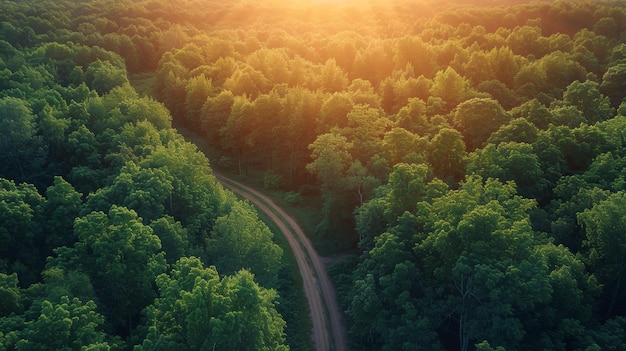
xmin=214 ymin=173 xmax=347 ymax=351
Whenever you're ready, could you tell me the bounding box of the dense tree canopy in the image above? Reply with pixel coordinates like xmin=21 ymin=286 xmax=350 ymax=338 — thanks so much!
xmin=1 ymin=0 xmax=626 ymax=350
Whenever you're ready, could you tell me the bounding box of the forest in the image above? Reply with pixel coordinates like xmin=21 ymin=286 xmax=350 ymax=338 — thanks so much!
xmin=1 ymin=0 xmax=626 ymax=350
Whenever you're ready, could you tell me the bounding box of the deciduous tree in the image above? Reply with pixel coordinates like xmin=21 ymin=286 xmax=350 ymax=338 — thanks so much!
xmin=135 ymin=257 xmax=288 ymax=351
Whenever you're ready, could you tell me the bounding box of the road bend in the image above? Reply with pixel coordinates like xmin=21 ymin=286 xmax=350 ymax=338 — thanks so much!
xmin=214 ymin=173 xmax=347 ymax=351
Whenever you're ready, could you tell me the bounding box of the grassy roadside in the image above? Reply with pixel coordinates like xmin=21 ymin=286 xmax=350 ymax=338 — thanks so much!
xmin=128 ymin=72 xmax=158 ymax=98
xmin=174 ymin=125 xmax=330 ymax=250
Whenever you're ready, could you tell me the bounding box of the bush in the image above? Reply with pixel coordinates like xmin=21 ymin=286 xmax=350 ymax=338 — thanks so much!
xmin=264 ymin=170 xmax=283 ymax=190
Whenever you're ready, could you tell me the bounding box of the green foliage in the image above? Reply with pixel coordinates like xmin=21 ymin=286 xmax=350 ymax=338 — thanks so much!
xmin=51 ymin=206 xmax=167 ymax=333
xmin=428 ymin=128 xmax=466 ymax=183
xmin=454 ymin=98 xmax=510 ymax=151
xmin=348 ymin=174 xmax=603 ymax=350
xmin=415 ymin=178 xmax=552 ymax=350
xmin=579 ymin=192 xmax=626 ymax=317
xmin=84 ymin=162 xmax=174 ymax=223
xmin=467 ymin=142 xmax=547 ymax=199
xmin=263 ymin=170 xmax=283 ymax=190
xmin=384 ymin=163 xmax=432 ymax=220
xmin=600 ymin=63 xmax=626 ymax=108
xmin=208 ymin=201 xmax=283 ymax=284
xmin=140 ymin=139 xmax=231 ymax=240
xmin=0 ymin=179 xmax=46 ymax=285
xmin=149 ymin=216 xmax=188 ymax=265
xmin=430 ymin=67 xmax=473 ymax=112
xmin=43 ymin=177 xmax=82 ymax=251
xmin=561 ymin=80 xmax=614 ymax=124
xmin=85 ymin=60 xmax=129 ymax=95
xmin=307 ymin=133 xmax=353 ymax=192
xmin=283 ymin=191 xmax=302 ymax=206
xmin=0 ymin=97 xmax=46 ymax=184
xmin=0 ymin=274 xmax=21 ymax=317
xmin=12 ymin=297 xmax=113 ymax=351
xmin=487 ymin=118 xmax=538 ymax=145
xmin=135 ymin=257 xmax=288 ymax=351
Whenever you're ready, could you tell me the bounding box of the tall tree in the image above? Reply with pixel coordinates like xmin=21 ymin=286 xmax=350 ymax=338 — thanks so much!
xmin=453 ymin=98 xmax=510 ymax=151
xmin=430 ymin=67 xmax=473 ymax=113
xmin=307 ymin=132 xmax=354 ymax=193
xmin=0 ymin=178 xmax=45 ymax=285
xmin=0 ymin=97 xmax=46 ymax=184
xmin=43 ymin=176 xmax=82 ymax=252
xmin=135 ymin=257 xmax=288 ymax=351
xmin=10 ymin=297 xmax=115 ymax=351
xmin=83 ymin=161 xmax=174 ymax=223
xmin=383 ymin=163 xmax=432 ymax=221
xmin=85 ymin=59 xmax=129 ymax=95
xmin=467 ymin=142 xmax=547 ymax=199
xmin=600 ymin=63 xmax=626 ymax=108
xmin=417 ymin=177 xmax=551 ymax=351
xmin=561 ymin=80 xmax=614 ymax=124
xmin=51 ymin=205 xmax=167 ymax=335
xmin=382 ymin=127 xmax=427 ymax=167
xmin=428 ymin=128 xmax=466 ymax=184
xmin=578 ymin=192 xmax=626 ymax=318
xmin=208 ymin=201 xmax=282 ymax=284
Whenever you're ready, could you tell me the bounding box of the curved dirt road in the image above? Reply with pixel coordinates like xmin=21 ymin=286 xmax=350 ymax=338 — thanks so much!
xmin=214 ymin=173 xmax=347 ymax=351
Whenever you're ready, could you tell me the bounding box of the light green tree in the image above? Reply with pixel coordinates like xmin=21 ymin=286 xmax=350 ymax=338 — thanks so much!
xmin=13 ymin=297 xmax=114 ymax=351
xmin=135 ymin=257 xmax=288 ymax=351
xmin=307 ymin=132 xmax=353 ymax=193
xmin=208 ymin=201 xmax=282 ymax=284
xmin=85 ymin=59 xmax=128 ymax=95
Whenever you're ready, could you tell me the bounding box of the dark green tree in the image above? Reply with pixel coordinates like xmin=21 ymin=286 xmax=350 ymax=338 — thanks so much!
xmin=0 ymin=273 xmax=21 ymax=317
xmin=43 ymin=176 xmax=82 ymax=252
xmin=0 ymin=178 xmax=45 ymax=285
xmin=0 ymin=97 xmax=46 ymax=184
xmin=453 ymin=98 xmax=510 ymax=151
xmin=561 ymin=80 xmax=614 ymax=124
xmin=428 ymin=128 xmax=466 ymax=184
xmin=84 ymin=161 xmax=174 ymax=223
xmin=578 ymin=192 xmax=626 ymax=318
xmin=417 ymin=178 xmax=551 ymax=351
xmin=467 ymin=142 xmax=547 ymax=199
xmin=600 ymin=63 xmax=626 ymax=108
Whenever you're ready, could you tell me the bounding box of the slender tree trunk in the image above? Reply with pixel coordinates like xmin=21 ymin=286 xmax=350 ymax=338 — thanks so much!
xmin=460 ymin=312 xmax=469 ymax=351
xmin=457 ymin=275 xmax=471 ymax=351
